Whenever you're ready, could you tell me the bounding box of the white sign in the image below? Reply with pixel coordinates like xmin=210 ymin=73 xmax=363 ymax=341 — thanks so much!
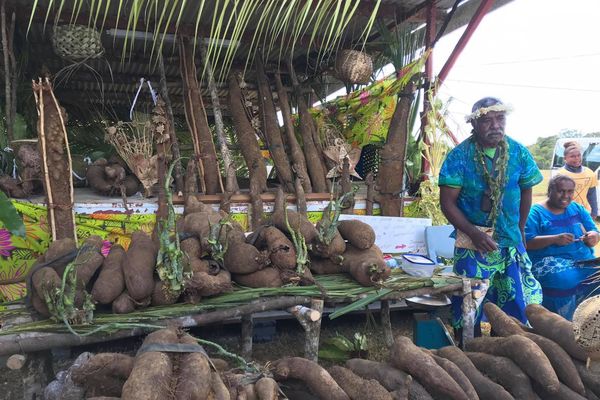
xmin=338 ymin=215 xmax=432 ymax=254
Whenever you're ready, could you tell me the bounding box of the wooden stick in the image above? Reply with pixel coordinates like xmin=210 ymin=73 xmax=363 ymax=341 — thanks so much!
xmin=365 ymin=172 xmax=375 ymax=215
xmin=240 ymin=314 xmax=253 ymax=360
xmin=6 ymin=354 xmax=26 ymax=370
xmin=303 ymin=299 xmax=324 ymax=362
xmin=288 ymin=305 xmax=321 ymax=323
xmin=381 ymin=300 xmax=394 ymax=348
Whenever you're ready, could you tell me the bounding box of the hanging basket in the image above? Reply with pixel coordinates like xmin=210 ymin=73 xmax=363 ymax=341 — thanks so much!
xmin=52 ymin=25 xmax=104 ymax=60
xmin=335 ymin=50 xmax=373 ymax=84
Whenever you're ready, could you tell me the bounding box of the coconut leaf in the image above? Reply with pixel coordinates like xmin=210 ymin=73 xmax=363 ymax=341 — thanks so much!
xmin=0 ymin=192 xmax=24 ymax=237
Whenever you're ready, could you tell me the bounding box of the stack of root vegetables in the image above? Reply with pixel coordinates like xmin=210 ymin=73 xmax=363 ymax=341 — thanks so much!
xmin=28 ymin=191 xmax=391 ymax=318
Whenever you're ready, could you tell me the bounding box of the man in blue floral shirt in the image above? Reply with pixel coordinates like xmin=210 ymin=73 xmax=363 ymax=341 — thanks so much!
xmin=439 ymin=97 xmax=543 ymax=336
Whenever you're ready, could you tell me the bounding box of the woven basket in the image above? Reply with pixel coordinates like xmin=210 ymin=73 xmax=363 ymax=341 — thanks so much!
xmin=52 ymin=25 xmax=104 ymax=60
xmin=335 ymin=50 xmax=373 ymax=84
xmin=573 ymin=295 xmax=600 ymax=357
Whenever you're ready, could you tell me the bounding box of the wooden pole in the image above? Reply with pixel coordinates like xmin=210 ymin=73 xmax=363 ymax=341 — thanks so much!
xmin=303 ymin=299 xmax=324 ymax=362
xmin=240 ymin=314 xmax=253 ymax=360
xmin=381 ymin=300 xmax=394 ymax=348
xmin=0 ymin=0 xmax=13 ymax=144
xmin=365 ymin=172 xmax=375 ymax=216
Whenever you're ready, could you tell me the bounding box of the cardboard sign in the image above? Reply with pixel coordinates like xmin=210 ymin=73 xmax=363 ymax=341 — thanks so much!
xmin=338 ymin=214 xmax=432 ymax=254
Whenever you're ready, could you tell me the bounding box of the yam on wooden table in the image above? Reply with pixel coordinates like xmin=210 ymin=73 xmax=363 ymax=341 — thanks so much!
xmin=91 ymin=244 xmax=125 ymax=304
xmin=174 ymin=332 xmax=211 ymax=400
xmin=123 ymin=231 xmax=157 ymax=301
xmin=337 ymin=219 xmax=376 ymax=249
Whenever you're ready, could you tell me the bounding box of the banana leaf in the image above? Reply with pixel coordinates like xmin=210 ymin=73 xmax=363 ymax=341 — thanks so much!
xmin=0 ymin=193 xmax=24 ymax=237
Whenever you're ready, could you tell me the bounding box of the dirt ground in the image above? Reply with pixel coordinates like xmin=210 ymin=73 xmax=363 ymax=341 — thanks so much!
xmin=0 ymin=307 xmax=450 ymax=399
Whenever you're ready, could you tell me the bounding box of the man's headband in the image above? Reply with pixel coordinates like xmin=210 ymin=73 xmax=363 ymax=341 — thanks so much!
xmin=465 ymin=103 xmax=513 ymax=123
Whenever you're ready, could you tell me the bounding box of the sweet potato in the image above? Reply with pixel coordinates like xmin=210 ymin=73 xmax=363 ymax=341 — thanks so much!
xmin=121 ymin=328 xmax=178 ymax=400
xmin=341 ymin=244 xmax=390 ymax=286
xmin=337 ymin=219 xmax=375 ymax=249
xmin=260 ymin=226 xmax=297 ymax=269
xmin=272 ymin=357 xmax=350 ymax=400
xmin=526 ymin=303 xmax=588 ymax=361
xmin=92 ymin=244 xmax=125 ymax=304
xmin=255 ymin=377 xmax=279 ymax=400
xmin=309 ymin=256 xmax=343 ymax=274
xmin=174 ymin=332 xmax=211 ymax=400
xmin=123 ymin=231 xmax=157 ymax=301
xmin=328 ymin=365 xmax=392 ymax=400
xmin=437 ymin=346 xmax=514 ymax=400
xmin=270 ymin=188 xmax=318 ymax=244
xmin=223 ymin=234 xmax=270 ymax=274
xmin=466 ymin=352 xmax=539 ymax=400
xmin=112 ymin=291 xmax=135 ymax=314
xmin=151 ymin=280 xmax=180 ymax=306
xmin=465 ymin=335 xmax=559 ymax=393
xmin=485 ymin=303 xmax=584 ymax=394
xmin=389 ymin=336 xmax=468 ymax=400
xmin=233 ymin=267 xmax=283 ymax=288
xmin=431 ymin=354 xmax=479 ymax=400
xmin=44 ymin=238 xmax=76 ymax=274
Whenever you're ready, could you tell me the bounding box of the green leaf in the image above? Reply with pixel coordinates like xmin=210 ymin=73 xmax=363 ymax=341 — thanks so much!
xmin=318 ymin=346 xmax=349 ymax=362
xmin=324 ymin=335 xmax=354 ymax=352
xmin=0 ymin=193 xmax=24 ymax=237
xmin=329 ymin=288 xmax=392 ymax=319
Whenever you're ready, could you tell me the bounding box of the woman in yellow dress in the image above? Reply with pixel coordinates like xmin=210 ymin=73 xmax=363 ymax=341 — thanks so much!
xmin=559 ymin=141 xmax=598 ymax=219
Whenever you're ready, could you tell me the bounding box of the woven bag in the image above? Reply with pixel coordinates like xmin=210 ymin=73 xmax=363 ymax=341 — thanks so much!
xmin=454 ymin=226 xmax=494 ymax=250
xmin=335 ymin=49 xmax=373 ymax=84
xmin=52 ymin=25 xmax=104 ymax=60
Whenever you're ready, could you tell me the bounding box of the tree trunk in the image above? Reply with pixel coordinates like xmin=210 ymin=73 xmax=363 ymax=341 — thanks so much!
xmin=340 ymin=157 xmax=354 ymax=214
xmin=288 ymin=62 xmax=328 ymax=193
xmin=152 ymin=97 xmax=171 ymax=223
xmin=274 ymin=71 xmax=311 ymax=193
xmin=158 ymin=53 xmax=184 ymax=194
xmin=179 ymin=37 xmax=222 ymax=195
xmin=255 ymin=55 xmax=294 ymax=192
xmin=1 ymin=0 xmax=13 ymax=144
xmin=375 ymin=82 xmax=416 ymax=216
xmin=228 ymin=72 xmax=268 ymax=229
xmin=200 ymin=43 xmax=239 ymax=194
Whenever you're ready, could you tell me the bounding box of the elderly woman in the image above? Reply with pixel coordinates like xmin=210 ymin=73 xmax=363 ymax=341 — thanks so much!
xmin=525 ymin=174 xmax=599 ymax=319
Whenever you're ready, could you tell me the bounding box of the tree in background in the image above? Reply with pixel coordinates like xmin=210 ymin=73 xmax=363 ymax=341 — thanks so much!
xmin=528 ymin=130 xmax=600 ymax=169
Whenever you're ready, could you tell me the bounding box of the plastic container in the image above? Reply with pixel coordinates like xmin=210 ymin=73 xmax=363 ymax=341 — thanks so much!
xmin=398 ymin=253 xmax=437 ymax=277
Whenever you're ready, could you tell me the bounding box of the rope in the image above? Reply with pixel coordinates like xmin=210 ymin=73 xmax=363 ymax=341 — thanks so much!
xmin=130 ymin=78 xmax=159 ymax=121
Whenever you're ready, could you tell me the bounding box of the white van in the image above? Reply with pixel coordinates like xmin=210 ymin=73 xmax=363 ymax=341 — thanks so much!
xmin=550 ymin=137 xmax=600 ymax=206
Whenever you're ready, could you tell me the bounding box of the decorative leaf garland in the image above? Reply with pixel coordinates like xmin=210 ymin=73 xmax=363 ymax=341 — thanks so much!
xmin=474 ymin=137 xmax=509 ymax=233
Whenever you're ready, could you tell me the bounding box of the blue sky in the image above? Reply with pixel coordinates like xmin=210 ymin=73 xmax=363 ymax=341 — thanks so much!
xmin=434 ymin=0 xmax=600 ymax=145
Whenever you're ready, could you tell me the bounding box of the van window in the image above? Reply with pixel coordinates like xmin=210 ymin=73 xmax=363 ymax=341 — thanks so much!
xmin=551 ymin=141 xmax=600 ymax=170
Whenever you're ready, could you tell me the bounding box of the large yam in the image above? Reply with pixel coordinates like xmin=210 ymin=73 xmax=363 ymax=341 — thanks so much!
xmin=183 ymin=211 xmax=224 ymax=249
xmin=31 ymin=290 xmax=51 ymax=317
xmin=533 ymin=382 xmax=587 ymax=400
xmin=174 ymin=333 xmax=211 ymax=400
xmin=233 ymin=267 xmax=283 ymax=288
xmin=151 ymin=280 xmax=180 ymax=306
xmin=260 ymin=226 xmax=296 ymax=269
xmin=309 ymin=256 xmax=343 ymax=274
xmin=341 ymin=244 xmax=390 ymax=286
xmin=210 ymin=370 xmax=230 ymax=400
xmin=311 ymin=223 xmax=346 ymax=259
xmin=431 ymin=354 xmax=479 ymax=400
xmin=255 ymin=377 xmax=279 ymax=400
xmin=123 ymin=231 xmax=157 ymax=301
xmin=389 ymin=336 xmax=469 ymax=400
xmin=526 ymin=303 xmax=588 ymax=361
xmin=573 ymin=359 xmax=600 ymax=396
xmin=185 ymin=269 xmax=232 ymax=297
xmin=181 ymin=237 xmax=202 ymax=260
xmin=71 ymin=353 xmax=134 ymax=384
xmin=328 ymin=365 xmax=392 ymax=400
xmin=271 ymin=188 xmax=318 ymax=243
xmin=337 ymin=219 xmax=375 ymax=249
xmin=466 ymin=352 xmax=540 ymax=400
xmin=345 ymin=359 xmax=427 ymax=397
xmin=73 ymin=235 xmax=105 ymax=288
xmin=465 ymin=335 xmax=560 ymax=393
xmin=44 ymin=238 xmax=76 ymax=274
xmin=224 ymin=241 xmax=270 ymax=274
xmin=437 ymin=346 xmax=513 ymax=400
xmin=484 ymin=302 xmax=525 ymax=336
xmin=92 ymin=244 xmax=125 ymax=304
xmin=272 ymin=357 xmax=350 ymax=400
xmin=31 ymin=267 xmax=61 ymax=297
xmin=112 ymin=291 xmax=135 ymax=314
xmin=121 ymin=328 xmax=178 ymax=400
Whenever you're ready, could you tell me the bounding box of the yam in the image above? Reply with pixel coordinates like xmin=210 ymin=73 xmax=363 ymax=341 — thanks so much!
xmin=389 ymin=336 xmax=468 ymax=400
xmin=328 ymin=365 xmax=392 ymax=400
xmin=223 ymin=240 xmax=270 ymax=275
xmin=121 ymin=328 xmax=178 ymax=400
xmin=272 ymin=357 xmax=350 ymax=400
xmin=183 ymin=211 xmax=224 ymax=249
xmin=586 ymin=387 xmax=600 ymax=400
xmin=526 ymin=303 xmax=588 ymax=361
xmin=431 ymin=354 xmax=479 ymax=400
xmin=189 ymin=258 xmax=212 ymax=274
xmin=337 ymin=219 xmax=376 ymax=249
xmin=309 ymin=256 xmax=343 ymax=275
xmin=270 ymin=188 xmax=318 ymax=244
xmin=31 ymin=290 xmax=51 ymax=317
xmin=437 ymin=346 xmax=513 ymax=400
xmin=311 ymin=223 xmax=346 ymax=259
xmin=181 ymin=237 xmax=202 ymax=260
xmin=184 ymin=195 xmax=212 ymax=216
xmin=341 ymin=244 xmax=390 ymax=286
xmin=466 ymin=352 xmax=539 ymax=400
xmin=91 ymin=244 xmax=125 ymax=304
xmin=72 ymin=235 xmax=105 ymax=288
xmin=464 ymin=335 xmax=560 ymax=393
xmin=260 ymin=226 xmax=297 ymax=269
xmin=151 ymin=280 xmax=180 ymax=306
xmin=485 ymin=303 xmax=584 ymax=394
xmin=255 ymin=377 xmax=279 ymax=400
xmin=210 ymin=358 xmax=230 ymax=372
xmin=71 ymin=353 xmax=134 ymax=384
xmin=174 ymin=332 xmax=211 ymax=400
xmin=573 ymin=359 xmax=600 ymax=396
xmin=233 ymin=267 xmax=283 ymax=288
xmin=86 ymin=163 xmax=115 ymax=195
xmin=210 ymin=370 xmax=231 ymax=400
xmin=44 ymin=237 xmax=76 ymax=274
xmin=84 ymin=375 xmax=127 ymax=398
xmin=123 ymin=231 xmax=157 ymax=301
xmin=185 ymin=269 xmax=232 ymax=297
xmin=112 ymin=291 xmax=135 ymax=314
xmin=31 ymin=267 xmax=61 ymax=298
xmin=533 ymin=381 xmax=587 ymax=400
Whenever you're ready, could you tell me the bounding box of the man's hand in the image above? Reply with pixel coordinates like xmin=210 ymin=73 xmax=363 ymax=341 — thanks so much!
xmin=554 ymin=233 xmax=575 ymax=246
xmin=582 ymin=231 xmax=600 ymax=247
xmin=470 ymin=229 xmax=498 ymax=253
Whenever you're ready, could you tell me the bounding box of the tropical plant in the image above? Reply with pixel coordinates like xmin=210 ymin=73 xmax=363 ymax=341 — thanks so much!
xmin=28 ymin=1 xmax=382 ymax=82
xmin=318 ymin=332 xmax=368 ymax=362
xmin=0 ymin=191 xmax=24 ymax=236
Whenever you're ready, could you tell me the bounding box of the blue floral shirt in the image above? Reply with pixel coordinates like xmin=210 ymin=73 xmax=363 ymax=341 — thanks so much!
xmin=525 ymin=202 xmax=596 ymax=264
xmin=439 ymin=136 xmax=543 ymax=247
